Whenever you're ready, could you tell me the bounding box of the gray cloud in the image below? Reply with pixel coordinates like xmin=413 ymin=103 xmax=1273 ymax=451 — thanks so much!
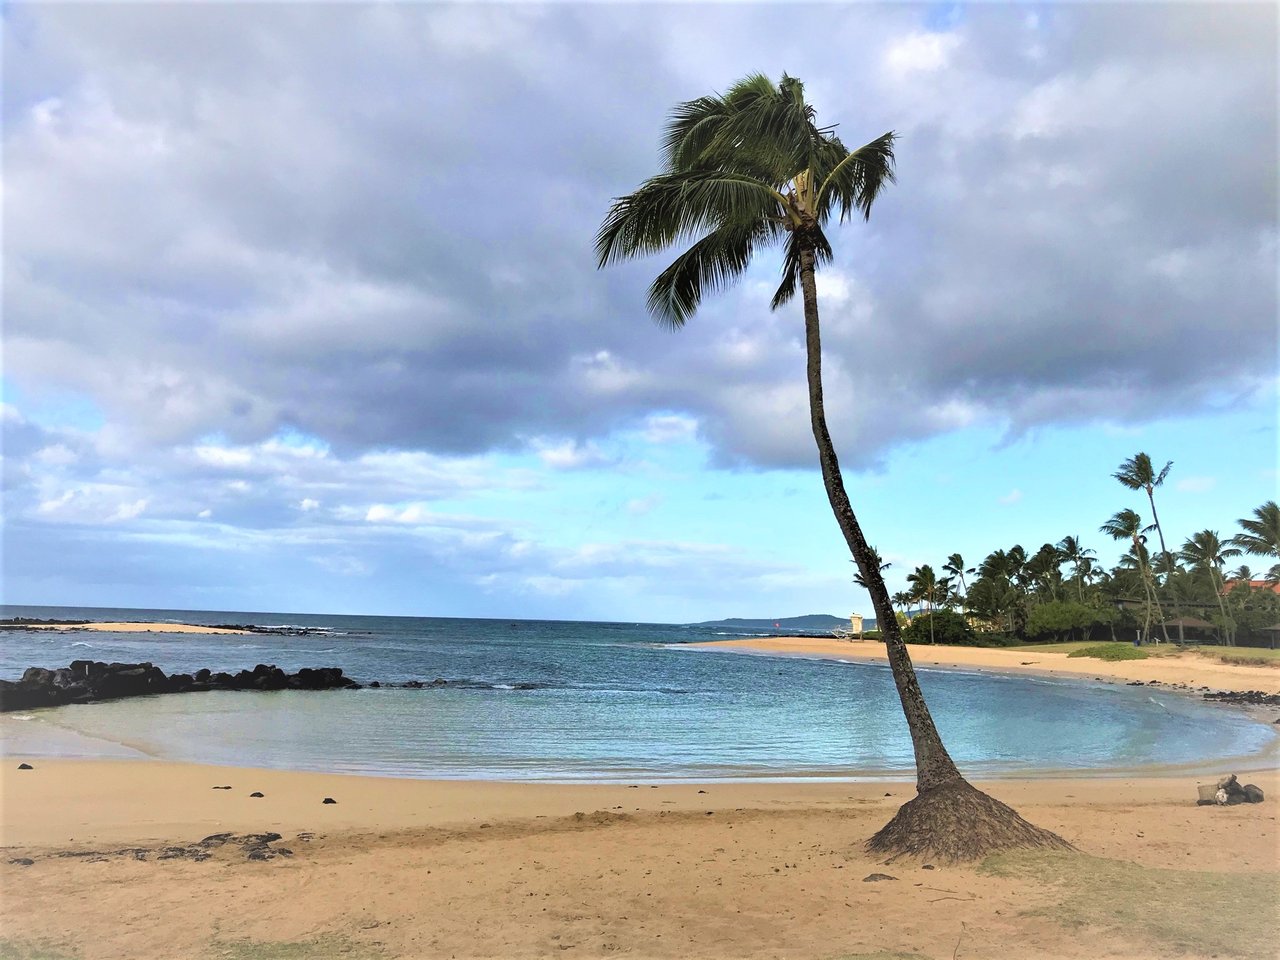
xmin=4 ymin=1 xmax=1275 ymax=475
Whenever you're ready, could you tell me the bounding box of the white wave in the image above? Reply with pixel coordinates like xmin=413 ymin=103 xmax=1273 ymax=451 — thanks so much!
xmin=9 ymin=714 xmax=35 ymax=721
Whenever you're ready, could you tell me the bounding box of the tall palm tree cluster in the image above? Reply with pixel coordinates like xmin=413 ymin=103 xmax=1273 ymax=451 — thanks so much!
xmin=894 ymin=462 xmax=1279 ymax=647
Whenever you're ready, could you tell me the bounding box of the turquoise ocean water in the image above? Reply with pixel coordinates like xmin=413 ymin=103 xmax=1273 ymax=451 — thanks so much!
xmin=1 ymin=605 xmax=1273 ymax=780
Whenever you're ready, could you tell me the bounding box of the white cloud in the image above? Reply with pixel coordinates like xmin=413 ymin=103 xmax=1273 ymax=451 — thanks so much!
xmin=33 ymin=444 xmax=78 ymax=466
xmin=531 ymin=438 xmax=611 ymax=470
xmin=625 ymin=494 xmax=662 ymax=517
xmin=639 ymin=413 xmax=698 ymax=445
xmin=1176 ymin=476 xmax=1217 ymax=494
xmin=299 ymin=498 xmax=320 ymax=511
xmin=883 ymin=31 xmax=962 ymax=76
xmin=110 ymin=499 xmax=147 ymax=521
xmin=998 ymin=488 xmax=1023 ymax=505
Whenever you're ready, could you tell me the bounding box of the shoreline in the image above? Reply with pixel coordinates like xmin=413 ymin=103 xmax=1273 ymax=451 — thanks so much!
xmin=683 ymin=635 xmax=1280 ymax=696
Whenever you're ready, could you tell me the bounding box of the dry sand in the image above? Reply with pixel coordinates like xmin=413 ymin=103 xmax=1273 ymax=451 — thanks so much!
xmin=689 ymin=635 xmax=1280 ymax=695
xmin=1 ymin=759 xmax=1278 ymax=960
xmin=8 ymin=621 xmax=251 ymax=635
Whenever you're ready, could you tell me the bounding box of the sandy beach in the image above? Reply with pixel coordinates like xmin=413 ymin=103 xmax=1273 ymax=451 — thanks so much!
xmin=2 ymin=636 xmax=1278 ymax=959
xmin=7 ymin=621 xmax=252 ymax=635
xmin=2 ymin=758 xmax=1278 ymax=960
xmin=688 ymin=636 xmax=1280 ymax=695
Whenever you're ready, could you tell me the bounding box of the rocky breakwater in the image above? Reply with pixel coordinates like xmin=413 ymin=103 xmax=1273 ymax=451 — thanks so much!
xmin=0 ymin=660 xmax=360 ymax=712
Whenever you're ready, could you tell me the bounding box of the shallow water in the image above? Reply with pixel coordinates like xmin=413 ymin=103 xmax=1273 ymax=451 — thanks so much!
xmin=2 ymin=605 xmax=1273 ymax=780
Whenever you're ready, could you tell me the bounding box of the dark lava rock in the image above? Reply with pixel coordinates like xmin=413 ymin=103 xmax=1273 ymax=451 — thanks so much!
xmin=322 ymin=797 xmax=337 ymax=804
xmin=1243 ymin=783 xmax=1265 ymax=803
xmin=9 ymin=857 xmax=34 ymax=866
xmin=1204 ymin=690 xmax=1280 ymax=707
xmin=212 ymin=785 xmax=232 ymax=790
xmin=863 ymin=873 xmax=897 ymax=882
xmin=249 ymin=792 xmax=265 ymax=798
xmin=17 ymin=763 xmax=33 ymax=770
xmin=2 ymin=660 xmax=362 ymax=711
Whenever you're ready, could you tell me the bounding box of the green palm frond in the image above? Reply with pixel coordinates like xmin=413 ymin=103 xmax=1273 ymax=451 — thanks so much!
xmin=1113 ymin=452 xmax=1172 ymax=491
xmin=816 ymin=131 xmax=897 ymax=223
xmin=598 ymin=72 xmax=896 ymax=327
xmin=1100 ymin=508 xmax=1143 ymax=541
xmin=771 ymin=228 xmax=833 ymax=309
xmin=1233 ymin=501 xmax=1280 ymax=558
xmin=646 ymin=219 xmax=780 ymax=328
xmin=596 ymin=171 xmax=784 ymax=268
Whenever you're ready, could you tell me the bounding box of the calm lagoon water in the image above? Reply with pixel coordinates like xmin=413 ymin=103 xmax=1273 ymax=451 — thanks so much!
xmin=1 ymin=605 xmax=1273 ymax=780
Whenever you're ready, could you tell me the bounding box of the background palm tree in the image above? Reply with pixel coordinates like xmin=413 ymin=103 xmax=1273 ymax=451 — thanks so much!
xmin=906 ymin=564 xmax=944 ymax=643
xmin=1180 ymin=530 xmax=1241 ymax=645
xmin=1100 ymin=508 xmax=1162 ymax=643
xmin=1233 ymin=501 xmax=1280 ymax=559
xmin=1057 ymin=536 xmax=1096 ymax=603
xmin=598 ymin=72 xmax=1067 ymax=860
xmin=942 ymin=553 xmax=974 ymax=608
xmin=853 ymin=546 xmax=891 ymax=590
xmin=1113 ymin=453 xmax=1173 ymax=571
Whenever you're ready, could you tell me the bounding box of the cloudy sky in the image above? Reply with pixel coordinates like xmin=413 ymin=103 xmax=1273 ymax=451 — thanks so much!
xmin=2 ymin=2 xmax=1275 ymax=622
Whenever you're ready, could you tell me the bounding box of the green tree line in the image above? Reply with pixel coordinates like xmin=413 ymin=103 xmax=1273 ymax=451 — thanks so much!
xmin=885 ymin=458 xmax=1278 ymax=647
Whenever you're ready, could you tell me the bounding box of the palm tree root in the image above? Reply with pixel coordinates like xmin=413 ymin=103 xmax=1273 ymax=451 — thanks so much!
xmin=866 ymin=777 xmax=1074 ymax=863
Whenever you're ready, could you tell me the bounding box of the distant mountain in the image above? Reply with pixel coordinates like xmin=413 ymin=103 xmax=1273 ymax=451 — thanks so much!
xmin=691 ymin=613 xmax=853 ymax=632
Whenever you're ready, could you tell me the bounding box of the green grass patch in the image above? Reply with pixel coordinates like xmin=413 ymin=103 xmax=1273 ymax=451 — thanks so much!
xmin=1065 ymin=643 xmax=1149 ymax=661
xmin=209 ymin=937 xmax=383 ymax=960
xmin=1198 ymin=645 xmax=1280 ymax=665
xmin=0 ymin=939 xmax=78 ymax=960
xmin=981 ymin=849 xmax=1280 ymax=958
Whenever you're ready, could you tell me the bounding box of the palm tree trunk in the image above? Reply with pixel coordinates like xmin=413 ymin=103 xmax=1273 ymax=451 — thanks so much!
xmin=1145 ymin=491 xmax=1174 ymax=644
xmin=1210 ymin=568 xmax=1233 ymax=646
xmin=797 ymin=245 xmax=961 ymax=792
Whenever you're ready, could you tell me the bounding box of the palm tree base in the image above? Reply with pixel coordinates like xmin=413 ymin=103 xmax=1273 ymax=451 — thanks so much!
xmin=866 ymin=777 xmax=1074 ymax=863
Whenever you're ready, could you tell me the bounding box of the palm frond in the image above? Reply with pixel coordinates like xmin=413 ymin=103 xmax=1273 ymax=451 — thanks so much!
xmin=662 ymin=95 xmax=730 ymax=171
xmin=596 ymin=171 xmax=784 ymax=268
xmin=646 ymin=220 xmax=778 ymax=328
xmin=816 ymin=131 xmax=897 ymax=223
xmin=770 ymin=227 xmax=832 ymax=309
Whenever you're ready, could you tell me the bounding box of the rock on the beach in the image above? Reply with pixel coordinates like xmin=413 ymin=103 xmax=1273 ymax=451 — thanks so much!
xmin=17 ymin=763 xmax=33 ymax=770
xmin=1243 ymin=784 xmax=1265 ymax=803
xmin=322 ymin=797 xmax=337 ymax=804
xmin=863 ymin=873 xmax=897 ymax=882
xmin=2 ymin=659 xmax=361 ymax=711
xmin=249 ymin=792 xmax=265 ymax=798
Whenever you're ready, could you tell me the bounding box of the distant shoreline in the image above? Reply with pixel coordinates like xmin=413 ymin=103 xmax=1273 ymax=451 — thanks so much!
xmin=685 ymin=635 xmax=1280 ymax=698
xmin=0 ymin=620 xmax=252 ymax=635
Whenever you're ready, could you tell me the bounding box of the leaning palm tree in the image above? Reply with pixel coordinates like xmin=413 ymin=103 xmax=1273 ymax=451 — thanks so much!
xmin=1180 ymin=531 xmax=1241 ymax=645
xmin=1233 ymin=501 xmax=1280 ymax=560
xmin=1113 ymin=453 xmax=1173 ymax=571
xmin=597 ymin=73 xmax=1068 ymax=860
